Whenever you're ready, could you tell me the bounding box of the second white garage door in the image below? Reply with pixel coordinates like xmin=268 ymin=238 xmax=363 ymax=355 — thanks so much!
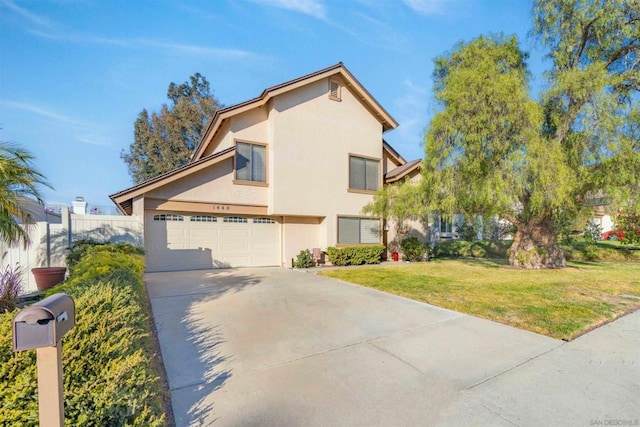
xmin=145 ymin=212 xmax=280 ymax=272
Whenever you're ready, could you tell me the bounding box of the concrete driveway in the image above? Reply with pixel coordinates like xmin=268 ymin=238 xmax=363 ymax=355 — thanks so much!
xmin=146 ymin=267 xmax=639 ymax=426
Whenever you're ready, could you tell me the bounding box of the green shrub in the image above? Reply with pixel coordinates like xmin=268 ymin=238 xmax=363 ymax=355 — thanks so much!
xmin=65 ymin=239 xmax=105 ymax=274
xmin=294 ymin=249 xmax=314 ymax=268
xmin=614 ymin=210 xmax=640 ymax=246
xmin=66 ymin=240 xmax=144 ymax=275
xmin=0 ymin=249 xmax=166 ymax=426
xmin=433 ymin=240 xmax=511 ymax=259
xmin=400 ymin=237 xmax=428 ymax=262
xmin=327 ymin=245 xmax=385 ymax=266
xmin=562 ymin=241 xmax=640 ymax=262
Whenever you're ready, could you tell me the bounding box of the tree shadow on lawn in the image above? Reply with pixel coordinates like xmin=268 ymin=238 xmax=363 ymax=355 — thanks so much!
xmin=566 ymin=260 xmax=607 ymax=268
xmin=455 ymin=257 xmax=509 ymax=268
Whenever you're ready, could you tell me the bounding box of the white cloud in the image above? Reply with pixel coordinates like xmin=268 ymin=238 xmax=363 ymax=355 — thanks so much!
xmin=0 ymin=101 xmax=113 ymax=147
xmin=27 ymin=29 xmax=265 ymax=60
xmin=73 ymin=136 xmax=114 ymax=147
xmin=404 ymin=78 xmax=428 ymax=94
xmin=0 ymin=0 xmax=56 ymax=29
xmin=403 ymin=0 xmax=449 ymax=15
xmin=135 ymin=39 xmax=261 ymax=59
xmin=5 ymin=1 xmax=264 ymax=62
xmin=1 ymin=101 xmax=88 ymax=127
xmin=248 ymin=0 xmax=326 ymax=19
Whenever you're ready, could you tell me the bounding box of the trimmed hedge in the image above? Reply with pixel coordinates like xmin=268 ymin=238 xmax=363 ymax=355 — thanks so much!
xmin=0 ymin=247 xmax=165 ymax=426
xmin=432 ymin=240 xmax=511 ymax=259
xmin=65 ymin=239 xmax=145 ymax=275
xmin=562 ymin=242 xmax=640 ymax=262
xmin=327 ymin=245 xmax=385 ymax=266
xmin=432 ymin=239 xmax=640 ymax=263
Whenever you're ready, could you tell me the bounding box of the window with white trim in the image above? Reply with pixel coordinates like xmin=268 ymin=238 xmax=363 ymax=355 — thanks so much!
xmin=253 ymin=217 xmax=275 ymax=224
xmin=440 ymin=216 xmax=453 ymax=234
xmin=224 ymin=216 xmax=248 ymax=223
xmin=338 ymin=217 xmax=380 ymax=244
xmin=349 ymin=155 xmax=379 ymax=191
xmin=236 ymin=142 xmax=266 ymax=183
xmin=153 ymin=214 xmax=183 ymax=221
xmin=191 ymin=215 xmax=217 ymax=222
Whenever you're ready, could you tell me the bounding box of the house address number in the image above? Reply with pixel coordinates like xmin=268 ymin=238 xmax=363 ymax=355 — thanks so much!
xmin=213 ymin=205 xmax=230 ymax=211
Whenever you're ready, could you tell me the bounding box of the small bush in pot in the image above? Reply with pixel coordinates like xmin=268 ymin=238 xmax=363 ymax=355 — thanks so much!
xmin=294 ymin=249 xmax=314 ymax=268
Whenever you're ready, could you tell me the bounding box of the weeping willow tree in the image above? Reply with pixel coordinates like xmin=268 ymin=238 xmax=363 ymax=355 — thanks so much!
xmin=368 ymin=0 xmax=639 ymax=268
xmin=0 ymin=142 xmax=50 ymax=247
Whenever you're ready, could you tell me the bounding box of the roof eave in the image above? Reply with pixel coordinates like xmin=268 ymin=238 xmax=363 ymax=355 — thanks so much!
xmin=110 ymin=147 xmax=236 ymax=215
xmin=192 ymin=63 xmax=398 ymax=161
xmin=384 ymin=160 xmax=422 ymax=184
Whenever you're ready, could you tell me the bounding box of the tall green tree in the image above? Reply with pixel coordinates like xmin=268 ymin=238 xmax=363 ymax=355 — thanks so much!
xmin=121 ymin=73 xmax=222 ymax=184
xmin=0 ymin=142 xmax=50 ymax=247
xmin=368 ymin=0 xmax=639 ymax=268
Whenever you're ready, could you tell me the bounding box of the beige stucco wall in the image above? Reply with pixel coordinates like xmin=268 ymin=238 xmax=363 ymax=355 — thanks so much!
xmin=267 ymin=76 xmax=383 ymax=246
xmin=146 ymin=158 xmax=268 ymax=206
xmin=203 ymin=108 xmax=269 ymax=157
xmin=281 ymin=216 xmax=323 ymax=265
xmin=143 ymin=74 xmax=389 ymax=264
xmin=132 ymin=196 xmax=144 ymax=217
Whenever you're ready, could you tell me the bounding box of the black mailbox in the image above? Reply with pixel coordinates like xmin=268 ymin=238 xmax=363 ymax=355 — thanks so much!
xmin=12 ymin=293 xmax=75 ymax=351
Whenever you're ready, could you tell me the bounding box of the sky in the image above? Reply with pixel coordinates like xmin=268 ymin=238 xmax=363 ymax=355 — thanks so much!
xmin=0 ymin=0 xmax=552 ymax=210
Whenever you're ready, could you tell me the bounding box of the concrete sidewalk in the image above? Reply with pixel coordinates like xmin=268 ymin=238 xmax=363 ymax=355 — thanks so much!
xmin=146 ymin=268 xmax=639 ymax=426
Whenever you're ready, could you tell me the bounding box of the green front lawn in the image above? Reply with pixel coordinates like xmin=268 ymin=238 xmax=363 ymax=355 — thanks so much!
xmin=319 ymin=260 xmax=640 ymax=340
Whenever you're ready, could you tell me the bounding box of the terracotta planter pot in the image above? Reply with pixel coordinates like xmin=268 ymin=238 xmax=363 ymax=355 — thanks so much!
xmin=31 ymin=267 xmax=67 ymax=291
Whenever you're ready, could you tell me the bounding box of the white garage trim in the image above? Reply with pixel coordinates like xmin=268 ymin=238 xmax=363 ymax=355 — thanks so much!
xmin=145 ymin=211 xmax=281 ymax=272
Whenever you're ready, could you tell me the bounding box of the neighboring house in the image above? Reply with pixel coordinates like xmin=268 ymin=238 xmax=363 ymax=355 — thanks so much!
xmin=383 ymin=159 xmax=470 ymax=250
xmin=590 ymin=202 xmax=615 ymax=236
xmin=18 ymin=197 xmax=62 ymax=224
xmin=111 ymin=63 xmax=427 ymax=272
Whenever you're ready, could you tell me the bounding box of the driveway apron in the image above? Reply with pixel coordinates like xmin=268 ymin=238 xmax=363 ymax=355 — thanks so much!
xmin=146 ymin=268 xmax=639 ymax=426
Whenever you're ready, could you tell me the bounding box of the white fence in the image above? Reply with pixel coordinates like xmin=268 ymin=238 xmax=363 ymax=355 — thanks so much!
xmin=1 ymin=208 xmax=142 ymax=293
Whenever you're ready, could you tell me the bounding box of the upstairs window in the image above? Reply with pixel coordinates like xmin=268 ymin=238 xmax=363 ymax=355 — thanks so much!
xmin=349 ymin=155 xmax=379 ymax=192
xmin=236 ymin=142 xmax=266 ymax=183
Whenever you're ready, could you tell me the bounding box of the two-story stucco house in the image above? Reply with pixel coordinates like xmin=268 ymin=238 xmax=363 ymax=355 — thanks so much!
xmin=111 ymin=63 xmax=421 ymax=272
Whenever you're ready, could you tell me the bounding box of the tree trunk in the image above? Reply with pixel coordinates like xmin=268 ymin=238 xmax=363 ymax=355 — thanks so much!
xmin=509 ymin=216 xmax=566 ymax=269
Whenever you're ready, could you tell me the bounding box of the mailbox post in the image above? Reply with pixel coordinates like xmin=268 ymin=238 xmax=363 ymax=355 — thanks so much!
xmin=12 ymin=293 xmax=75 ymax=427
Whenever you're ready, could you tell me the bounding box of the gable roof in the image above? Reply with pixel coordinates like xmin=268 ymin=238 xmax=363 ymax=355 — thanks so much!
xmin=110 ymin=147 xmax=236 ymax=215
xmin=383 ymin=140 xmax=406 ymax=165
xmin=385 ymin=159 xmax=422 ymax=184
xmin=191 ymin=62 xmax=399 ymax=161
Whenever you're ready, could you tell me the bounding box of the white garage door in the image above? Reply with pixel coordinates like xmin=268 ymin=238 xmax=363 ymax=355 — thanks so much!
xmin=145 ymin=212 xmax=280 ymax=272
